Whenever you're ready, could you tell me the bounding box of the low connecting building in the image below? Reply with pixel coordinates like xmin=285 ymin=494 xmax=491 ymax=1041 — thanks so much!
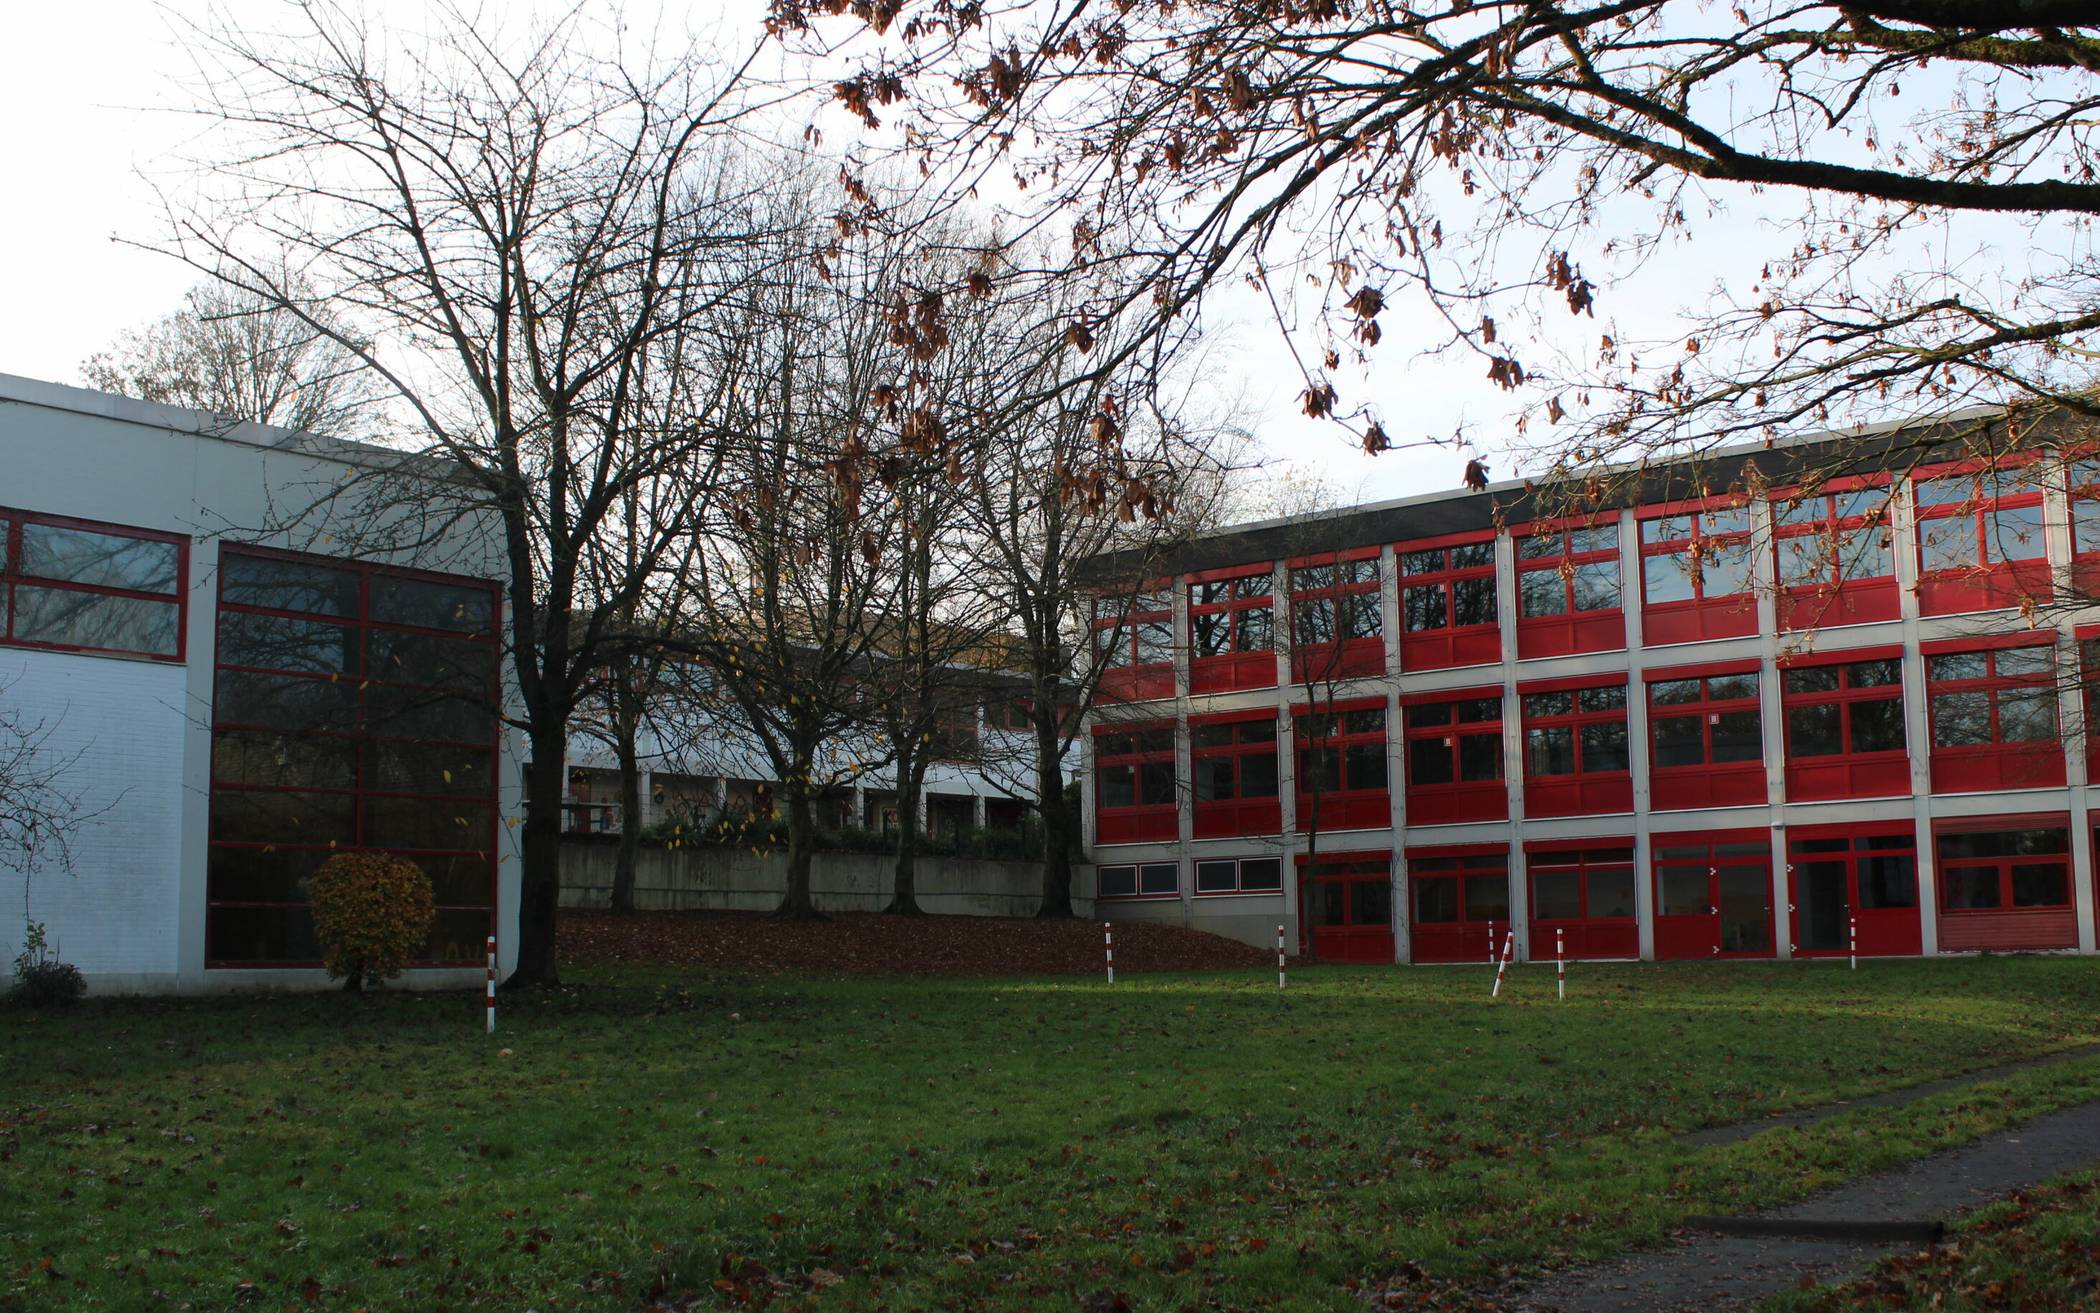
xmin=1081 ymin=408 xmax=2100 ymax=964
xmin=0 ymin=373 xmax=520 ymax=992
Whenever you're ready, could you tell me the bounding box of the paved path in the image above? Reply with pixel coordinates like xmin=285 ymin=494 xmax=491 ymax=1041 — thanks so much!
xmin=1502 ymin=1090 xmax=2100 ymax=1312
xmin=1679 ymin=1042 xmax=2100 ymax=1148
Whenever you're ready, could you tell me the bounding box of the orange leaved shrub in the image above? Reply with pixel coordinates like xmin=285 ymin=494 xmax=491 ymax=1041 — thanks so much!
xmin=309 ymin=852 xmax=436 ymax=991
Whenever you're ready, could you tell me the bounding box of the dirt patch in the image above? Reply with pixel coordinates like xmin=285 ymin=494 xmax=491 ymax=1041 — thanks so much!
xmin=560 ymin=908 xmax=1273 ymax=978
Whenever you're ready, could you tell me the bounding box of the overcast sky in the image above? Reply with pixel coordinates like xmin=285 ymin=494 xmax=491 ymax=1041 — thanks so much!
xmin=1 ymin=1 xmax=1971 ymax=513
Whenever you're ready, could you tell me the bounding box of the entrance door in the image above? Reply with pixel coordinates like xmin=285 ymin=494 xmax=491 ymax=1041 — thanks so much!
xmin=1300 ymin=857 xmax=1395 ymax=963
xmin=1789 ymin=830 xmax=1923 ymax=957
xmin=1653 ymin=833 xmax=1775 ymax=959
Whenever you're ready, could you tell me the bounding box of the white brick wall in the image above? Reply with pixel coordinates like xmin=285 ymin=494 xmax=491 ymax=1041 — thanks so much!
xmin=0 ymin=649 xmax=186 ymax=977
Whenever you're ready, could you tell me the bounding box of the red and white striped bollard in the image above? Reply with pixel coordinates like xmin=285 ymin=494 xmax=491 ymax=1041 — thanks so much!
xmin=1555 ymin=927 xmax=1566 ymax=1000
xmin=1104 ymin=922 xmax=1114 ymax=985
xmin=1849 ymin=914 xmax=1858 ymax=971
xmin=484 ymin=934 xmax=496 ymax=1035
xmin=1490 ymin=929 xmax=1515 ymax=997
xmin=1487 ymin=918 xmax=1496 ymax=965
xmin=1277 ymin=924 xmax=1287 ymax=991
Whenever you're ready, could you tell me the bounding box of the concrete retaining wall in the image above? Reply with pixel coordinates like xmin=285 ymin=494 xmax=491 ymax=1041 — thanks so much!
xmin=560 ymin=841 xmax=1095 ymax=919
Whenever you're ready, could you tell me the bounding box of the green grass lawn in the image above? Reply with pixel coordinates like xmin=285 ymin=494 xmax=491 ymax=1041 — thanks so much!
xmin=7 ymin=957 xmax=2100 ymax=1312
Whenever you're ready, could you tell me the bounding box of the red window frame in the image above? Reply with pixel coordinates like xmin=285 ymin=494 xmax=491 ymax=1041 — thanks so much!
xmin=1518 ymin=677 xmax=1632 ymax=817
xmin=1093 ymin=721 xmax=1178 ymax=844
xmin=1091 ymin=585 xmax=1175 ymax=702
xmin=206 ymin=544 xmax=501 ymax=969
xmin=1400 ymin=687 xmax=1506 ymax=824
xmin=1778 ymin=647 xmax=1909 ymax=801
xmin=1404 ymin=844 xmax=1510 ymax=964
xmin=1646 ymin=662 xmax=1767 ymax=810
xmin=1786 ymin=824 xmax=1922 ymax=958
xmin=1513 ymin=517 xmax=1624 ymax=658
xmin=1637 ymin=500 xmax=1756 ymax=645
xmin=1932 ymin=815 xmax=2076 ymax=952
xmin=1190 ymin=710 xmax=1281 ymax=838
xmin=1289 ymin=549 xmax=1385 ymax=681
xmin=1525 ymin=841 xmax=1639 ymax=961
xmin=0 ymin=507 xmax=188 ymax=662
xmin=1298 ymin=849 xmax=1395 ymax=963
xmin=2080 ymin=626 xmax=2100 ymax=785
xmin=1913 ymin=462 xmax=2051 ymax=617
xmin=1395 ymin=532 xmax=1499 ymax=670
xmin=1293 ymin=696 xmax=1391 ymax=833
xmin=1188 ymin=566 xmax=1277 ymax=694
xmin=1923 ymin=636 xmax=2065 ymax=793
xmin=1771 ymin=481 xmax=1898 ymax=630
xmin=2068 ymin=459 xmax=2100 ymax=595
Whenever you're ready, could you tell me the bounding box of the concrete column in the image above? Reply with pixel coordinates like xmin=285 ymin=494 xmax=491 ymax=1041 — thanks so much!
xmin=1617 ymin=509 xmax=1657 ymax=961
xmin=2042 ymin=469 xmax=2096 ymax=954
xmin=1886 ymin=477 xmax=1942 ymax=954
xmin=1492 ymin=525 xmax=1531 ymax=958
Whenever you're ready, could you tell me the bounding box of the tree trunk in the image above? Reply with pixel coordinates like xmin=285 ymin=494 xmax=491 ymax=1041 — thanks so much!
xmin=512 ymin=725 xmax=568 ymax=987
xmin=776 ymin=784 xmax=823 ymax=920
xmin=610 ymin=686 xmax=642 ymax=913
xmin=887 ymin=743 xmax=925 ymax=915
xmin=1035 ymin=713 xmax=1075 ymax=918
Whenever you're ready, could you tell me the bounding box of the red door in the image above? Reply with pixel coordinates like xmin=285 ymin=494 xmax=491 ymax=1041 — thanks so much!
xmin=1300 ymin=858 xmax=1395 ymax=963
xmin=1788 ymin=829 xmax=1922 ymax=957
xmin=1653 ymin=833 xmax=1775 ymax=960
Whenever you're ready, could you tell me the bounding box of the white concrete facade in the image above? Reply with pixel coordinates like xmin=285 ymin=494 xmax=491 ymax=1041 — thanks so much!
xmin=0 ymin=373 xmax=522 ymax=993
xmin=1083 ymin=417 xmax=2100 ymax=963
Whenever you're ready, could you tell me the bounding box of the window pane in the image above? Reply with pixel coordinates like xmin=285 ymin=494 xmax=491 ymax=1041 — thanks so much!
xmin=1409 ymin=738 xmax=1455 ymax=785
xmin=363 ymin=797 xmax=491 ymax=851
xmin=1099 ymin=764 xmax=1135 ymax=808
xmin=1856 ymin=693 xmax=1906 ymax=752
xmin=1650 ymin=678 xmax=1701 ymax=706
xmin=213 ymin=731 xmax=358 ymax=790
xmin=1352 ymin=879 xmax=1392 ymax=927
xmin=1708 ymin=671 xmax=1757 ymax=701
xmin=1652 ymin=714 xmax=1705 ymax=768
xmin=1196 ymin=860 xmax=1239 ymax=893
xmin=1588 ymin=868 xmax=1636 ymax=918
xmin=1787 ymin=703 xmax=1843 ymax=758
xmin=210 ymin=788 xmax=356 ymax=845
xmin=1239 ymin=750 xmax=1278 ymax=798
xmin=1777 ymin=533 xmax=1830 ymax=587
xmin=1658 ymin=867 xmax=1709 ymax=916
xmin=1296 ymin=597 xmax=1336 ymax=646
xmin=1517 ymin=533 xmax=1561 ymax=560
xmin=1452 ymin=542 xmax=1494 ymax=569
xmin=1566 ymin=526 xmax=1617 ymax=555
xmin=1139 ymin=863 xmax=1179 ymax=895
xmin=1098 ymin=865 xmax=1137 ymax=898
xmin=1571 ymin=560 xmax=1620 ymax=612
xmin=1526 ymin=726 xmax=1574 ymax=776
xmin=1345 ymin=742 xmax=1388 ymax=792
xmin=365 ymin=684 xmax=494 ymax=742
xmin=1451 ymin=576 xmax=1497 ymax=628
xmin=1984 ymin=504 xmax=2046 ymax=563
xmin=1840 ymin=526 xmax=1893 ymax=580
xmin=1578 ymin=684 xmax=1627 ymax=712
xmin=1193 ymin=581 xmax=1228 ymax=608
xmin=2074 ymin=501 xmax=2100 ymax=556
xmin=1705 ymin=507 xmax=1751 ymax=537
xmin=1519 ymin=568 xmax=1567 ymax=617
xmin=1236 ymin=605 xmax=1272 ymax=652
xmin=12 ymin=586 xmax=180 ymax=656
xmin=19 ymin=523 xmax=179 ymax=593
xmin=1241 ymin=859 xmax=1282 ymax=891
xmin=1413 ymin=877 xmax=1459 ymax=923
xmin=1998 ymin=688 xmax=2059 ymax=742
xmin=1642 ymin=515 xmax=1693 ymax=544
xmin=1928 ymin=652 xmax=1989 ymax=683
xmin=1136 ymin=619 xmax=1173 ymax=665
xmin=1401 ymin=549 xmax=1442 ymax=576
xmin=1293 ymin=564 xmax=1335 ymax=591
xmin=1712 ymin=710 xmax=1763 ymax=762
xmin=1851 ymin=659 xmax=1901 ymax=687
xmin=1579 ymin=721 xmax=1629 ymax=772
xmin=1193 ymin=610 xmax=1230 ymax=658
xmin=213 ymin=668 xmax=359 ymax=732
xmin=1403 ymin=583 xmax=1448 ymax=632
xmin=1345 ymin=558 xmax=1379 ymax=585
xmin=1234 ymin=574 xmax=1271 ymax=600
xmin=2010 ymin=863 xmax=2067 ymax=907
xmin=1343 ymin=593 xmax=1383 ymax=640
xmin=218 ymin=611 xmax=359 ymax=675
xmin=1523 ymin=691 xmax=1571 ymax=718
xmin=1405 ymin=702 xmax=1452 ymax=730
xmin=1195 ymin=757 xmax=1234 ymax=802
xmin=1463 ymin=874 xmax=1510 ymax=922
xmin=365 ymin=741 xmax=493 ymax=797
xmin=1532 ymin=870 xmax=1582 ymax=920
xmin=1995 ymin=645 xmax=2053 ymax=680
xmin=370 ymin=575 xmax=493 ymax=634
xmin=1942 ymin=867 xmax=2001 ymax=908
xmin=1299 ymin=745 xmax=1342 ymax=793
xmin=1343 ymin=707 xmax=1385 ymax=735
xmin=221 ymin=554 xmax=357 ymax=616
xmin=1137 ymin=760 xmax=1175 ymax=803
xmin=1192 ymin=723 xmax=1234 ymax=750
xmin=1784 ymin=666 xmax=1839 ymax=695
xmin=1643 ymin=551 xmax=1696 ymax=605
xmin=1919 ymin=515 xmax=1978 ymax=574
xmin=1858 ymin=855 xmax=1917 ymax=909
xmin=1458 ymin=732 xmax=1502 ymax=782
xmin=1458 ymin=698 xmax=1500 ymax=723
xmin=1931 ymin=690 xmax=1992 ymax=746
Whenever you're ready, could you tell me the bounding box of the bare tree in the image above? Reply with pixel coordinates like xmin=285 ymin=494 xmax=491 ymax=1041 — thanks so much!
xmin=156 ymin=3 xmax=780 ymax=984
xmin=82 ymin=279 xmax=386 ymax=440
xmin=776 ymin=2 xmax=2100 ymax=478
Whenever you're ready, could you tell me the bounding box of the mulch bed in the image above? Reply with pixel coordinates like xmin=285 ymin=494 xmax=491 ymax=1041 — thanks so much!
xmin=559 ymin=908 xmax=1272 ymax=978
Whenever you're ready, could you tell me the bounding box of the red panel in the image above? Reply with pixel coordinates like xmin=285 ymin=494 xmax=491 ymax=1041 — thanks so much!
xmin=1189 ymin=651 xmax=1277 ymax=694
xmin=1650 ymin=764 xmax=1767 ymax=811
xmin=1919 ymin=630 xmax=2058 ymax=656
xmin=1779 ymin=581 xmax=1900 ymax=630
xmin=1653 ymin=914 xmax=1717 ymax=961
xmin=1399 ymin=625 xmax=1501 ymax=671
xmin=1291 ymin=637 xmax=1386 ymax=682
xmin=1410 ymin=922 xmax=1495 ymax=964
xmin=1297 ymin=789 xmax=1390 ymax=832
xmin=1515 ymin=612 xmax=1626 ymax=659
xmin=1917 ymin=560 xmax=2052 ymax=617
xmin=1095 ymin=806 xmax=1176 ymax=845
xmin=1309 ymin=924 xmax=1395 ymax=963
xmin=1937 ymin=908 xmax=2077 ymax=952
xmin=1098 ymin=665 xmax=1175 ymax=702
xmin=1189 ymin=561 xmax=1274 ymax=585
xmin=1523 ymin=774 xmax=1633 ymax=818
xmin=1192 ymin=797 xmax=1281 ymax=839
xmin=1405 ymin=781 xmax=1508 ymax=825
xmin=1642 ymin=598 xmax=1759 ymax=647
xmin=1928 ymin=744 xmax=2067 ymax=793
xmin=1785 ymin=754 xmax=1911 ymax=802
xmin=1780 ymin=643 xmax=1906 ymax=668
xmin=1793 ymin=907 xmax=1922 ymax=958
xmin=1529 ymin=918 xmax=1639 ymax=961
